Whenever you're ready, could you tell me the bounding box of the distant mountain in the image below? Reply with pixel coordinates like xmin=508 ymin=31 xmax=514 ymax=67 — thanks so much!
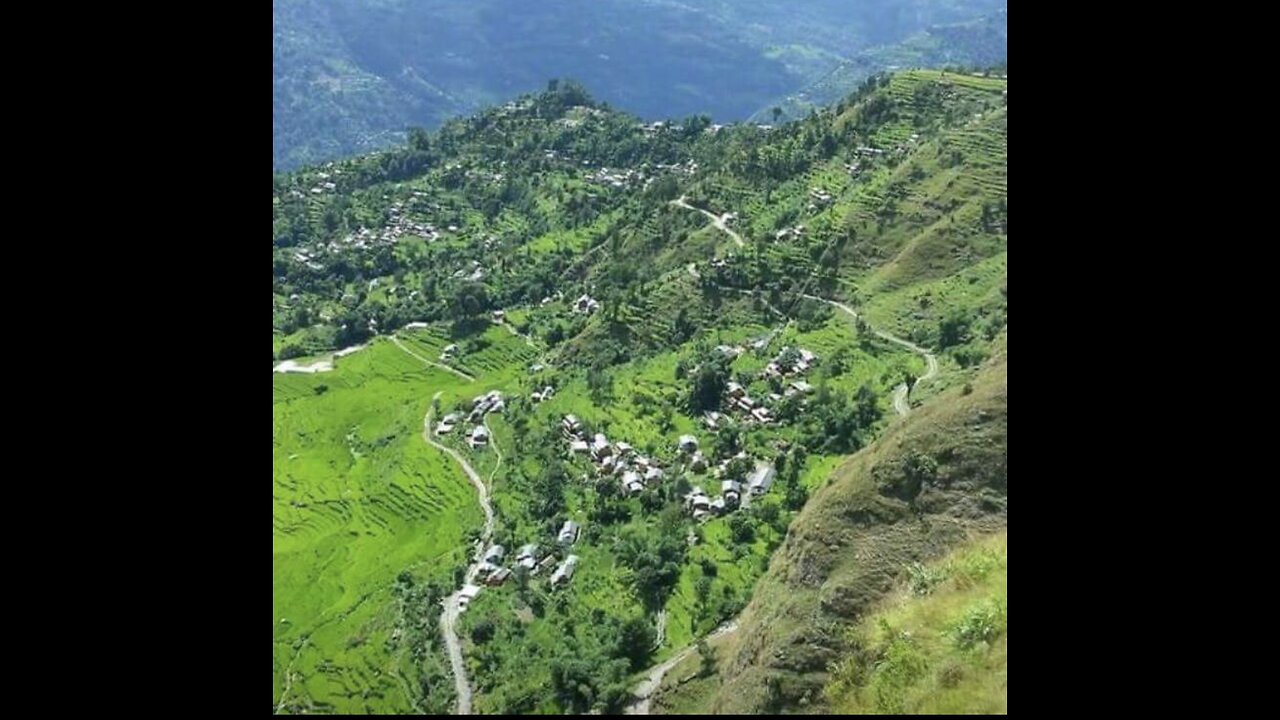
xmin=272 ymin=0 xmax=1007 ymax=169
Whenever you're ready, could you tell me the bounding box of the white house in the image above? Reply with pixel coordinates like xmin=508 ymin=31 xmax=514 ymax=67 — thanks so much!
xmin=678 ymin=435 xmax=699 ymax=453
xmin=748 ymin=463 xmax=777 ymax=495
xmin=558 ymin=520 xmax=580 ymax=545
xmin=550 ymin=555 xmax=580 ymax=586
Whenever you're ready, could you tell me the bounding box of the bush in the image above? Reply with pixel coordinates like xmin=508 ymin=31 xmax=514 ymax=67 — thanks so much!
xmin=951 ymin=599 xmax=1006 ymax=650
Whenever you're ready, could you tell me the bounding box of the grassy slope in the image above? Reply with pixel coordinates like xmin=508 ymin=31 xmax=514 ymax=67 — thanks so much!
xmin=273 ymin=340 xmax=480 ymax=713
xmin=652 ymin=332 xmax=1007 ymax=713
xmin=825 ymin=531 xmax=1007 ymax=713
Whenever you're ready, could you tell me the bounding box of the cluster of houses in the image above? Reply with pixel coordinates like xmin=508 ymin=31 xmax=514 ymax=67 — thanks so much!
xmin=764 ymin=346 xmax=818 ymax=379
xmin=683 ymin=447 xmax=777 ymax=521
xmin=434 ymin=390 xmax=505 ymax=448
xmin=809 ymin=187 xmax=834 ymax=207
xmin=452 ymin=260 xmax=486 ymax=282
xmin=587 ymin=166 xmax=646 ymax=189
xmin=775 ymin=225 xmax=806 ymax=242
xmin=563 ymin=415 xmax=667 ymax=496
xmin=457 ymin=517 xmax=585 ymax=612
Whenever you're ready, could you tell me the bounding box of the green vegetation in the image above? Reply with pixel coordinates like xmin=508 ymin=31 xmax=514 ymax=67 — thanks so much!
xmin=652 ymin=335 xmax=1006 ymax=714
xmin=273 ymin=341 xmax=479 ymax=713
xmin=825 ymin=532 xmax=1007 ymax=713
xmin=273 ymin=0 xmax=1007 ymax=169
xmin=273 ymin=62 xmax=1007 ymax=714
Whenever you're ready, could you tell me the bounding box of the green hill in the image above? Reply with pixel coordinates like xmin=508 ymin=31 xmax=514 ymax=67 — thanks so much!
xmin=650 ymin=335 xmax=1007 ymax=713
xmin=273 ymin=65 xmax=1008 ymax=714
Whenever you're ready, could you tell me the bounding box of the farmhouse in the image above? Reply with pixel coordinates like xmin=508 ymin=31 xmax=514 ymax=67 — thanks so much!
xmin=558 ymin=520 xmax=580 ymax=545
xmin=484 ymin=545 xmax=505 ymax=563
xmin=689 ymin=451 xmax=708 ymax=472
xmin=621 ymin=471 xmax=645 ymax=495
xmin=470 ymin=425 xmax=490 ymax=448
xmin=562 ymin=414 xmax=583 ymax=437
xmin=569 ymin=439 xmax=590 ymax=455
xmin=574 ymin=294 xmax=600 ymax=314
xmin=550 ymin=555 xmax=579 ymax=586
xmin=458 ymin=584 xmax=482 ymax=610
xmin=591 ymin=433 xmax=612 ymax=459
xmin=748 ymin=463 xmax=777 ymax=495
xmin=516 ymin=544 xmax=539 ymax=570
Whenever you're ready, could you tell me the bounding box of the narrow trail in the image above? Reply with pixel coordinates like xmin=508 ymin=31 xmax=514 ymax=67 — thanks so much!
xmin=625 ymin=620 xmax=740 ymax=715
xmin=800 ymin=294 xmax=939 ymax=415
xmin=671 ymin=196 xmax=745 ymax=248
xmin=498 ymin=319 xmax=538 ymax=350
xmin=391 ymin=336 xmax=477 ymax=382
xmin=667 ymin=199 xmax=938 ymax=414
xmin=421 ymin=392 xmax=497 ymax=715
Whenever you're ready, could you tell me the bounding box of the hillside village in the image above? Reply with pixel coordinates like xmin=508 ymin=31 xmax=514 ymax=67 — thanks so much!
xmin=275 ymin=68 xmax=1007 ymax=715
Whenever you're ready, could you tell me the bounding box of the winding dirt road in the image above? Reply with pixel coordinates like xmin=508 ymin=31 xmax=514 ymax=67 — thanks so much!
xmin=391 ymin=336 xmax=476 ymax=382
xmin=421 ymin=393 xmax=498 ymax=715
xmin=800 ymin=294 xmax=939 ymax=415
xmin=625 ymin=620 xmax=739 ymax=715
xmin=671 ymin=196 xmax=744 ymax=248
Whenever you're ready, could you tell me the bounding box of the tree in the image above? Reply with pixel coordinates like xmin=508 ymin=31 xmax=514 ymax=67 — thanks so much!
xmin=618 ymin=616 xmax=656 ymax=670
xmin=771 ymin=106 xmax=783 ymax=124
xmin=688 ymin=355 xmax=729 ymax=413
xmin=471 ymin=620 xmax=496 ymax=644
xmin=697 ymin=639 xmax=716 ymax=677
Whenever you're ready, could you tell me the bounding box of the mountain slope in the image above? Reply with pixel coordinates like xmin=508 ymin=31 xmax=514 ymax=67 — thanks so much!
xmin=272 ymin=0 xmax=1008 ymax=169
xmin=652 ymin=333 xmax=1007 ymax=713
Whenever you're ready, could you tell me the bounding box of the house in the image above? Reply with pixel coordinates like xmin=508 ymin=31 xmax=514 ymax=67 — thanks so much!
xmin=536 ymin=554 xmax=557 ymax=575
xmin=516 ymin=544 xmax=539 ymax=569
xmin=722 ymin=479 xmax=743 ymax=497
xmin=532 ymin=385 xmax=555 ymax=403
xmin=484 ymin=568 xmax=512 ymax=586
xmin=703 ymin=411 xmax=723 ymax=430
xmin=789 ymin=380 xmax=814 ymax=395
xmin=710 ymin=497 xmax=727 ymax=514
xmin=458 ymin=584 xmax=482 ymax=610
xmin=689 ymin=451 xmax=708 ymax=472
xmin=484 ymin=545 xmax=506 ymax=563
xmin=614 ymin=441 xmax=633 ymax=457
xmin=470 ymin=426 xmax=490 ymax=448
xmin=751 ymin=407 xmax=773 ymax=424
xmin=442 ymin=344 xmax=459 ymax=356
xmin=734 ymin=396 xmax=755 ymax=411
xmin=726 ymin=382 xmax=746 ymax=398
xmin=687 ymin=488 xmax=710 ymax=511
xmin=621 ymin=471 xmax=644 ymax=495
xmin=558 ymin=520 xmax=580 ymax=545
xmin=562 ymin=415 xmax=582 ymax=437
xmin=678 ymin=435 xmax=699 ymax=453
xmin=569 ymin=439 xmax=590 ymax=455
xmin=591 ymin=433 xmax=612 ymax=458
xmin=644 ymin=467 xmax=665 ymax=485
xmin=435 ymin=413 xmax=458 ymax=435
xmin=574 ymin=294 xmax=600 ymax=314
xmin=550 ymin=555 xmax=580 ymax=586
xmin=715 ymin=345 xmax=741 ymax=359
xmin=493 ymin=310 xmax=506 ymax=322
xmin=748 ymin=463 xmax=777 ymax=495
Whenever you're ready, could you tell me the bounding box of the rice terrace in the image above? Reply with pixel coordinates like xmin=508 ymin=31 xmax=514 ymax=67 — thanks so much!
xmin=274 ymin=4 xmax=1008 ymax=710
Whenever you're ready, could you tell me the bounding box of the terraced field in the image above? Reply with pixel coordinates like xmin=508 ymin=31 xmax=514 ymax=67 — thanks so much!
xmin=273 ymin=341 xmax=483 ymax=714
